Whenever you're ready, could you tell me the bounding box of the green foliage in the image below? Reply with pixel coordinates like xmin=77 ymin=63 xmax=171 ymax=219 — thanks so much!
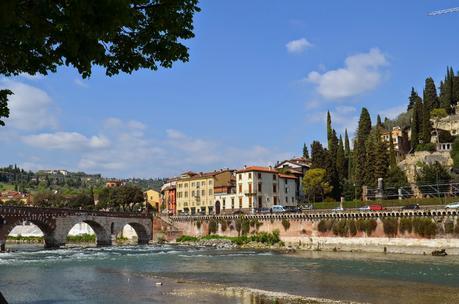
xmin=97 ymin=184 xmax=144 ymax=212
xmin=303 ymin=168 xmax=333 ymax=203
xmin=399 ymin=218 xmax=413 ymax=234
xmin=7 ymin=235 xmax=43 ymax=242
xmin=385 ymin=166 xmax=408 ymax=189
xmin=415 ymin=143 xmax=436 ymax=152
xmin=444 ymin=221 xmax=454 ymax=234
xmin=382 ymin=218 xmax=399 ymax=237
xmin=303 ymin=143 xmax=309 ymax=159
xmin=355 ymin=219 xmax=377 ymax=236
xmin=208 ymin=219 xmax=218 ymax=234
xmin=67 ymin=234 xmax=96 ymax=243
xmin=354 ymin=108 xmax=372 ymax=189
xmin=195 ymin=220 xmax=202 ymax=230
xmin=281 ymin=219 xmax=290 ymax=231
xmin=310 ymin=141 xmax=328 ymax=169
xmin=318 ymin=220 xmax=334 ymax=233
xmin=413 ymin=218 xmax=437 ymax=238
xmin=176 ymin=235 xmax=198 ymax=242
xmin=455 ymin=219 xmax=459 ymax=234
xmin=416 ymin=162 xmax=451 ymax=192
xmin=220 ymin=220 xmax=228 ymax=232
xmin=451 ymin=137 xmax=459 ymax=168
xmin=0 ymin=89 xmax=12 ymax=126
xmin=410 ymin=91 xmax=423 ymax=150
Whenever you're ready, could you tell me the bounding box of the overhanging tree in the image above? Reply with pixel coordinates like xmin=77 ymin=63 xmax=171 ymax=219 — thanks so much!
xmin=0 ymin=0 xmax=201 ymax=126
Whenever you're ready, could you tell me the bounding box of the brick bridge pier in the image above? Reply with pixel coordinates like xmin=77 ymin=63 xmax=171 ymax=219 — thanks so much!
xmin=0 ymin=206 xmax=152 ymax=251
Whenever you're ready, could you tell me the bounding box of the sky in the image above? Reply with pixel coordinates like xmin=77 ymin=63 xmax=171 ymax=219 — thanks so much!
xmin=1 ymin=0 xmax=459 ymax=178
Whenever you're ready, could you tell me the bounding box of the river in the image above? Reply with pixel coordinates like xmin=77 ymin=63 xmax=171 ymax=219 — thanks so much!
xmin=1 ymin=244 xmax=459 ymax=304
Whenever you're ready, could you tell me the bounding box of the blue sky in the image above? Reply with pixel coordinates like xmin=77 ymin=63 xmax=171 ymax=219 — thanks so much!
xmin=1 ymin=0 xmax=459 ymax=178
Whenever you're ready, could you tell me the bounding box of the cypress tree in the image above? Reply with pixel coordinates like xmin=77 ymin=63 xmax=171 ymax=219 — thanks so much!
xmin=453 ymin=74 xmax=459 ymax=108
xmin=388 ymin=131 xmax=397 ymax=169
xmin=424 ymin=77 xmax=439 ymax=110
xmin=327 ymin=111 xmax=333 ymax=150
xmin=336 ymin=135 xmax=345 ymax=181
xmin=376 ymin=114 xmax=382 ymax=128
xmin=374 ymin=128 xmax=389 ymax=182
xmin=310 ymin=141 xmax=327 ymax=169
xmin=344 ymin=129 xmax=352 ymax=180
xmin=410 ymin=91 xmax=422 ymax=149
xmin=303 ymin=143 xmax=309 ymax=159
xmin=440 ymin=67 xmax=454 ymax=112
xmin=344 ymin=129 xmax=351 ymax=157
xmin=364 ymin=130 xmax=377 ymax=187
xmin=354 ymin=108 xmax=372 ymax=188
xmin=407 ymin=87 xmax=418 ymax=110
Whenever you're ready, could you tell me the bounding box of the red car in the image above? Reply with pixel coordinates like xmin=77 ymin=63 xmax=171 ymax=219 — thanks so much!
xmin=369 ymin=204 xmax=385 ymax=211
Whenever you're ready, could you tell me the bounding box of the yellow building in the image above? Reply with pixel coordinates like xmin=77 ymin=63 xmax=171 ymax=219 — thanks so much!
xmin=144 ymin=189 xmax=161 ymax=211
xmin=176 ymin=170 xmax=233 ymax=215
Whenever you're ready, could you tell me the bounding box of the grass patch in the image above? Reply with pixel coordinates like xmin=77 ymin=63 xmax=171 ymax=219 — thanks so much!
xmin=176 ymin=235 xmax=199 ymax=242
xmin=176 ymin=230 xmax=282 ymax=246
xmin=413 ymin=218 xmax=437 ymax=238
xmin=67 ymin=234 xmax=96 ymax=243
xmin=7 ymin=235 xmax=43 ymax=242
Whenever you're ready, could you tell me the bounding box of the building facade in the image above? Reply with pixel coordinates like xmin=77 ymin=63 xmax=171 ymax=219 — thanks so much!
xmin=233 ymin=166 xmax=298 ymax=213
xmin=160 ymin=180 xmax=177 ymax=215
xmin=144 ymin=189 xmax=161 ymax=211
xmin=274 ymin=157 xmax=310 ymax=203
xmin=175 ymin=170 xmax=234 ymax=215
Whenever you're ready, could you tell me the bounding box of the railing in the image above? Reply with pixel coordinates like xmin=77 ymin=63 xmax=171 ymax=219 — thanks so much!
xmin=0 ymin=205 xmax=151 ymax=218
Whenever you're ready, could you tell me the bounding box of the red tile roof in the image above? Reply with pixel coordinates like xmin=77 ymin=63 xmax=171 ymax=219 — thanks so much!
xmin=236 ymin=166 xmax=278 ymax=174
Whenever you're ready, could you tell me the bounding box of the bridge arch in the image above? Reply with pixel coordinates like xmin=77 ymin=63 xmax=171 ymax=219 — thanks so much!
xmin=114 ymin=222 xmax=150 ymax=245
xmin=0 ymin=218 xmax=55 ymax=251
xmin=61 ymin=219 xmax=112 ymax=247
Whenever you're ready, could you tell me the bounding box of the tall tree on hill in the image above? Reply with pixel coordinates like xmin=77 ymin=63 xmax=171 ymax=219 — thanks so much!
xmin=344 ymin=129 xmax=351 ymax=157
xmin=407 ymin=87 xmax=418 ymax=110
xmin=327 ymin=111 xmax=333 ymax=150
xmin=303 ymin=143 xmax=309 ymax=159
xmin=364 ymin=130 xmax=377 ymax=187
xmin=376 ymin=114 xmax=383 ymax=128
xmin=344 ymin=129 xmax=351 ymax=180
xmin=310 ymin=141 xmax=328 ymax=169
xmin=336 ymin=135 xmax=346 ymax=181
xmin=373 ymin=128 xmax=389 ymax=183
xmin=388 ymin=132 xmax=397 ymax=169
xmin=354 ymin=108 xmax=372 ymax=188
xmin=453 ymin=74 xmax=459 ymax=108
xmin=424 ymin=77 xmax=439 ymax=109
xmin=411 ymin=92 xmax=423 ymax=150
xmin=440 ymin=67 xmax=454 ymax=112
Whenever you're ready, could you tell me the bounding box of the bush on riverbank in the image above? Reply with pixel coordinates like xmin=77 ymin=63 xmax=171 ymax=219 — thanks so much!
xmin=281 ymin=219 xmax=290 ymax=231
xmin=413 ymin=218 xmax=437 ymax=238
xmin=317 ymin=219 xmax=376 ymax=236
xmin=382 ymin=218 xmax=399 ymax=237
xmin=67 ymin=234 xmax=96 ymax=243
xmin=7 ymin=235 xmax=43 ymax=243
xmin=399 ymin=218 xmax=413 ymax=234
xmin=176 ymin=230 xmax=282 ymax=246
xmin=208 ymin=219 xmax=218 ymax=234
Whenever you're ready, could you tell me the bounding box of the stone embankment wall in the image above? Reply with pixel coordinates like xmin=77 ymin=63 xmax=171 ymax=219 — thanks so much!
xmin=166 ymin=209 xmax=459 ymax=254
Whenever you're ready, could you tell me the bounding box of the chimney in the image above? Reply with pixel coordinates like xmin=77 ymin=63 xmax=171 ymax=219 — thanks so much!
xmin=243 ymin=165 xmax=247 ymax=169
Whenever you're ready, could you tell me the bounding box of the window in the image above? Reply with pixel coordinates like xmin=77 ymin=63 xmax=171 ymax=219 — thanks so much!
xmin=273 ymin=174 xmax=277 ymax=180
xmin=248 ymin=183 xmax=252 ymax=193
xmin=258 ymin=173 xmax=262 ymax=179
xmin=238 ymin=174 xmax=242 ymax=180
xmin=249 ymin=197 xmax=252 ymax=209
xmin=184 ymin=192 xmax=188 ymax=198
xmin=285 ymin=187 xmax=288 ymax=193
xmin=273 ymin=197 xmax=278 ymax=205
xmin=292 ymin=197 xmax=294 ymax=203
xmin=238 ymin=183 xmax=242 ymax=193
xmin=248 ymin=173 xmax=252 ymax=179
xmin=209 ymin=189 xmax=213 ymax=195
xmin=231 ymin=198 xmax=235 ymax=209
xmin=191 ymin=182 xmax=195 ymax=187
xmin=209 ymin=180 xmax=212 ymax=185
xmin=285 ymin=196 xmax=288 ymax=204
xmin=258 ymin=196 xmax=262 ymax=204
xmin=192 ymin=190 xmax=195 ymax=196
xmin=285 ymin=179 xmax=288 ymax=185
xmin=258 ymin=183 xmax=262 ymax=192
xmin=273 ymin=184 xmax=277 ymax=193
xmin=202 ymin=181 xmax=205 ymax=186
xmin=201 ymin=189 xmax=205 ymax=196
xmin=239 ymin=197 xmax=242 ymax=209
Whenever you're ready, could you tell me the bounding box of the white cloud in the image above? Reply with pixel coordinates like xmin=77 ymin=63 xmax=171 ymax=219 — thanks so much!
xmin=19 ymin=73 xmax=45 ymax=80
xmin=1 ymin=80 xmax=58 ymax=130
xmin=379 ymin=105 xmax=405 ymax=120
xmin=307 ymin=106 xmax=359 ymax=136
xmin=286 ymin=38 xmax=313 ymax=54
xmin=307 ymin=48 xmax=388 ymax=99
xmin=22 ymin=132 xmax=110 ymax=150
xmin=74 ymin=78 xmax=89 ymax=88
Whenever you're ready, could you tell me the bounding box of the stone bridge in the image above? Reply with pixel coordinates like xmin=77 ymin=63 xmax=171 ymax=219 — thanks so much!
xmin=0 ymin=206 xmax=152 ymax=251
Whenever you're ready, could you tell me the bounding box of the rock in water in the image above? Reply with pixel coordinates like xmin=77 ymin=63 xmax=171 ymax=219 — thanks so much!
xmin=432 ymin=249 xmax=447 ymax=256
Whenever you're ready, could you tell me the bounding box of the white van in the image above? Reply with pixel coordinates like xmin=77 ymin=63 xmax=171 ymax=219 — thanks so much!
xmin=271 ymin=205 xmax=286 ymax=213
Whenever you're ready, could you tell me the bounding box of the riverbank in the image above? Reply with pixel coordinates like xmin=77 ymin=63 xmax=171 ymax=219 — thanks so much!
xmin=172 ymin=234 xmax=459 ymax=256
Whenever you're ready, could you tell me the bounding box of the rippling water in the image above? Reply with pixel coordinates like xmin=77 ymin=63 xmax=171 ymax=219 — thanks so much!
xmin=1 ymin=244 xmax=459 ymax=304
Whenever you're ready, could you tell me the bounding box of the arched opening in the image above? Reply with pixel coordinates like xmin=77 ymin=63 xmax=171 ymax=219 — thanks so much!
xmin=117 ymin=223 xmax=150 ymax=245
xmin=66 ymin=220 xmax=111 ymax=247
xmin=2 ymin=219 xmax=51 ymax=251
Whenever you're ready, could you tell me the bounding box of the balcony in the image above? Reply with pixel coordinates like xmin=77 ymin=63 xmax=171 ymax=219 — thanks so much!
xmin=243 ymin=190 xmax=257 ymax=196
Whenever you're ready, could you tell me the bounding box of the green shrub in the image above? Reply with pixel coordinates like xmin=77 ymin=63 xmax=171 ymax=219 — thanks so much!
xmin=67 ymin=234 xmax=96 ymax=243
xmin=196 ymin=220 xmax=202 ymax=230
xmin=333 ymin=220 xmax=349 ymax=237
xmin=444 ymin=221 xmax=454 ymax=234
xmin=255 ymin=220 xmax=263 ymax=231
xmin=176 ymin=235 xmax=198 ymax=242
xmin=281 ymin=219 xmax=290 ymax=231
xmin=318 ymin=219 xmax=334 ymax=233
xmin=382 ymin=218 xmax=398 ymax=237
xmin=220 ymin=220 xmax=227 ymax=232
xmin=241 ymin=219 xmax=251 ymax=235
xmin=355 ymin=219 xmax=377 ymax=236
xmin=413 ymin=218 xmax=437 ymax=238
xmin=348 ymin=220 xmax=357 ymax=236
xmin=399 ymin=218 xmax=413 ymax=234
xmin=208 ymin=219 xmax=218 ymax=234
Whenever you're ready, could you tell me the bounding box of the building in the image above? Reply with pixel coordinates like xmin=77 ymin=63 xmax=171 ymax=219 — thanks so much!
xmin=144 ymin=189 xmax=161 ymax=211
xmin=274 ymin=157 xmax=310 ymax=203
xmin=381 ymin=126 xmax=410 ymax=156
xmin=105 ymin=180 xmax=124 ymax=188
xmin=232 ymin=166 xmax=298 ymax=213
xmin=175 ymin=169 xmax=234 ymax=215
xmin=0 ymin=191 xmax=29 ymax=204
xmin=160 ymin=180 xmax=177 ymax=215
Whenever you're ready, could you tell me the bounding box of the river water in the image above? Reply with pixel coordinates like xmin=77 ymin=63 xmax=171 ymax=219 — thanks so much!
xmin=1 ymin=244 xmax=459 ymax=304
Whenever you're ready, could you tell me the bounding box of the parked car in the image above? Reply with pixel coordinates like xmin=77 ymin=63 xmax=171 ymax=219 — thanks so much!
xmin=284 ymin=206 xmax=301 ymax=213
xmin=401 ymin=204 xmax=420 ymax=210
xmin=233 ymin=210 xmax=245 ymax=215
xmin=302 ymin=204 xmax=314 ymax=210
xmin=332 ymin=206 xmax=344 ymax=212
xmin=358 ymin=205 xmax=370 ymax=211
xmin=255 ymin=207 xmax=271 ymax=214
xmin=445 ymin=202 xmax=459 ymax=209
xmin=369 ymin=204 xmax=385 ymax=211
xmin=271 ymin=205 xmax=287 ymax=213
